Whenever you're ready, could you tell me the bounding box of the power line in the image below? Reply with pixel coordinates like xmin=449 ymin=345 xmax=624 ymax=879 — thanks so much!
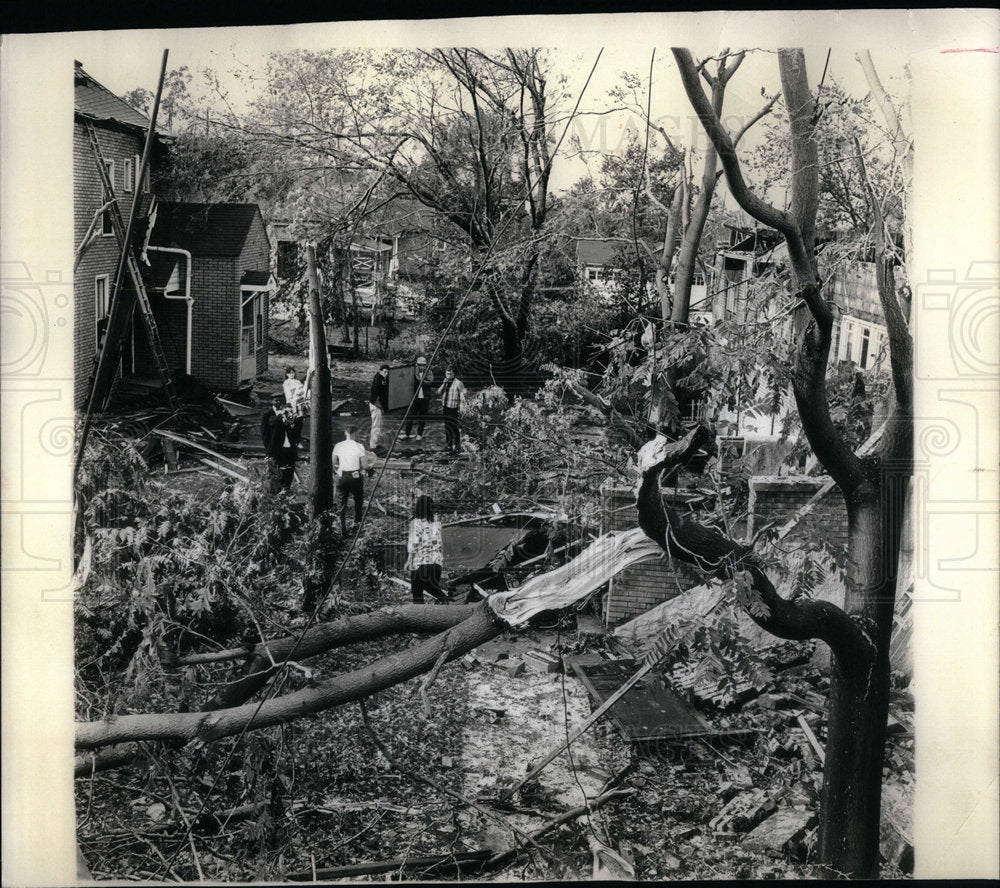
xmin=154 ymin=47 xmax=605 ymax=880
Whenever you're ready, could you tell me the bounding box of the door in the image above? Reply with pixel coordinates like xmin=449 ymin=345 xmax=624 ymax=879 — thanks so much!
xmin=240 ymin=293 xmax=258 ymax=381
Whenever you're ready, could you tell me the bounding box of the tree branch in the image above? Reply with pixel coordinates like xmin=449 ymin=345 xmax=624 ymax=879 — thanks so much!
xmin=76 ymin=605 xmax=505 ymax=752
xmin=636 ymin=441 xmax=872 ymax=665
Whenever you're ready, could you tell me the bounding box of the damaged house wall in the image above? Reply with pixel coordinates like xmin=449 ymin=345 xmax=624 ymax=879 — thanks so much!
xmin=601 ymin=486 xmax=702 ymax=625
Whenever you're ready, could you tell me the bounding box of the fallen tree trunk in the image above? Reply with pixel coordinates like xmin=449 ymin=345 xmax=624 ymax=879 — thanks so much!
xmin=77 ymin=604 xmax=505 ymax=752
xmin=202 ymin=604 xmax=479 ymax=710
xmin=75 ymin=527 xmax=668 ymax=771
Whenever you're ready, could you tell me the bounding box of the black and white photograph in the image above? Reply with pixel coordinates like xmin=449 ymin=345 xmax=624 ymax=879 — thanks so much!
xmin=2 ymin=9 xmax=998 ymax=884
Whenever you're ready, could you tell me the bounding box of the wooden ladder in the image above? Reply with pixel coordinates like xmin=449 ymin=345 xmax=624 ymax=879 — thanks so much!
xmin=83 ymin=120 xmax=179 ymax=412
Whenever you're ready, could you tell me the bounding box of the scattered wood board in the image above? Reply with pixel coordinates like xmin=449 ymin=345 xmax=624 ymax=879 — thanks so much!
xmin=566 ymin=655 xmax=716 ymax=743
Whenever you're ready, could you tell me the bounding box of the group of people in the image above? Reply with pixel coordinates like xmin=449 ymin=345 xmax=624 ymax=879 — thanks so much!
xmin=368 ymin=356 xmax=467 ymax=454
xmin=262 ymin=359 xmax=463 ymax=604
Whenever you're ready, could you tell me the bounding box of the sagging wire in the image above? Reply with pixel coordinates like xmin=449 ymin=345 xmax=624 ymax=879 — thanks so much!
xmin=154 ymin=47 xmax=606 ymax=880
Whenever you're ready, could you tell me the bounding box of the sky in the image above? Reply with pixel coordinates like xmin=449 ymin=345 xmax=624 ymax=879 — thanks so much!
xmin=62 ymin=19 xmax=912 ymax=206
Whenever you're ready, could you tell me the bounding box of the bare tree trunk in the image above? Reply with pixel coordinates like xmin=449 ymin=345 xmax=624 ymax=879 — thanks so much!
xmin=673 ymin=46 xmax=912 ymax=878
xmin=306 ymin=244 xmax=333 ymax=518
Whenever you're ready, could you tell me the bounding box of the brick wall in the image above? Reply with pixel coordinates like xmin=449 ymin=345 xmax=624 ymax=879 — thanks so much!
xmin=190 ymin=256 xmax=239 ymax=390
xmin=132 ymin=294 xmax=188 ymax=377
xmin=73 ymin=119 xmax=147 ymax=407
xmin=239 ymin=212 xmax=271 ymax=380
xmin=748 ymin=476 xmax=849 ymax=566
xmin=601 ymin=486 xmax=703 ymax=626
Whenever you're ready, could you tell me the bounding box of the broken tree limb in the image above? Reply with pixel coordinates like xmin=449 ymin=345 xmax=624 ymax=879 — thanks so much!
xmin=77 ymin=604 xmax=507 ymax=753
xmin=636 ymin=430 xmax=873 ymax=665
xmin=286 ymin=850 xmax=492 ymax=881
xmin=420 ymin=649 xmax=451 ymax=718
xmin=151 ymin=430 xmax=246 ymax=472
xmin=75 ymin=529 xmax=665 ymax=770
xmin=179 ymin=604 xmax=476 ymax=668
xmin=484 ymin=788 xmax=635 ymax=871
xmin=502 ymin=657 xmax=660 ymax=799
xmin=797 ymin=713 xmax=826 ymax=764
xmin=203 ymin=604 xmax=479 ymax=711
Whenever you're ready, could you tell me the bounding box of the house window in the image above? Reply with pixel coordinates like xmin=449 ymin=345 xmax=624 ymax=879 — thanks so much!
xmin=859 ymin=327 xmax=871 ymax=370
xmin=95 ymin=276 xmax=110 ymax=349
xmin=255 ymin=299 xmax=263 ymax=347
xmin=844 ymin=321 xmax=855 ymax=363
xmin=241 ymin=297 xmax=256 ymax=357
xmin=587 ymin=268 xmax=599 ymax=282
xmin=123 ymin=158 xmax=134 ymax=192
xmin=831 ymin=319 xmax=841 ymax=359
xmin=102 ymin=160 xmax=115 ymax=236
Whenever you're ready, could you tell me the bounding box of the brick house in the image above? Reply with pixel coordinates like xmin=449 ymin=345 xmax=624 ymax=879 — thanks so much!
xmin=147 ymin=202 xmax=272 ymax=391
xmin=73 ymin=61 xmax=271 ymax=405
xmin=73 ymin=61 xmax=160 ymax=407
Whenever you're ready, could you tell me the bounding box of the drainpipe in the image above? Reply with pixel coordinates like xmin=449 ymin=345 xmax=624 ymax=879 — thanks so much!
xmin=146 ymin=246 xmax=193 ymax=375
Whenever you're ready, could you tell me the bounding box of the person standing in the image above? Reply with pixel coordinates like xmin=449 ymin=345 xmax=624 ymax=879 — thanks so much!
xmin=261 ymin=393 xmax=303 ymax=492
xmin=283 ymin=366 xmax=307 ymax=415
xmin=332 ymin=424 xmax=369 ymax=534
xmin=437 ymin=366 xmax=467 ymax=454
xmin=401 ymin=356 xmax=433 ymax=441
xmin=405 ymin=494 xmax=448 ymax=603
xmin=368 ymin=363 xmax=390 ymax=452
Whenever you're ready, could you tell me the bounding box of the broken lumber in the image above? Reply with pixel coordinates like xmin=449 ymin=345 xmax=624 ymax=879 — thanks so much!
xmin=285 ymin=850 xmax=491 ymax=881
xmin=152 ymin=430 xmax=246 ymax=471
xmin=198 ymin=457 xmax=248 ymax=481
xmin=796 ymin=713 xmax=826 ymax=763
xmin=502 ymin=655 xmax=659 ymax=799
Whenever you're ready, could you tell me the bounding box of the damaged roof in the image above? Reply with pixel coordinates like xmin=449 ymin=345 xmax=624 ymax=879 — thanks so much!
xmin=150 ymin=202 xmax=267 ymax=257
xmin=74 ymin=61 xmax=153 ymax=131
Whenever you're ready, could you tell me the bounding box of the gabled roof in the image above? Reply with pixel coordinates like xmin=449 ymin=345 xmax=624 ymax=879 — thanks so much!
xmin=74 ymin=61 xmax=152 ymax=131
xmin=150 ymin=202 xmax=266 ymax=257
xmin=576 ymin=238 xmax=632 ymax=266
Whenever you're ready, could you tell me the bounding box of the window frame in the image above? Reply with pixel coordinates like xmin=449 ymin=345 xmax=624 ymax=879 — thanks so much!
xmin=123 ymin=157 xmax=134 ymax=192
xmin=95 ymin=275 xmax=110 ymax=345
xmin=101 ymin=160 xmax=115 ymax=236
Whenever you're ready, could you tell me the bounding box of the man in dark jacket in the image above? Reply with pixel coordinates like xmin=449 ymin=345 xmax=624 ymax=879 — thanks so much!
xmin=401 ymin=356 xmax=434 ymax=441
xmin=368 ymin=363 xmax=390 ymax=452
xmin=261 ymin=393 xmax=303 ymax=491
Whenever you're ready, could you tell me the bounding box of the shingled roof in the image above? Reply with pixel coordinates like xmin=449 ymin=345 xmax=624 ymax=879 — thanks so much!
xmin=150 ymin=202 xmax=266 ymax=257
xmin=74 ymin=61 xmax=152 ymax=131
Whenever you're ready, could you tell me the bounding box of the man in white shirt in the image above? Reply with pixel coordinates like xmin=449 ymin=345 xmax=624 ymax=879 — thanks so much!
xmin=332 ymin=424 xmax=370 ymax=534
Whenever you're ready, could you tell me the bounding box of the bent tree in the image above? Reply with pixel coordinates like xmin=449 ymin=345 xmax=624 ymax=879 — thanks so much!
xmin=672 ymin=47 xmax=912 ymax=876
